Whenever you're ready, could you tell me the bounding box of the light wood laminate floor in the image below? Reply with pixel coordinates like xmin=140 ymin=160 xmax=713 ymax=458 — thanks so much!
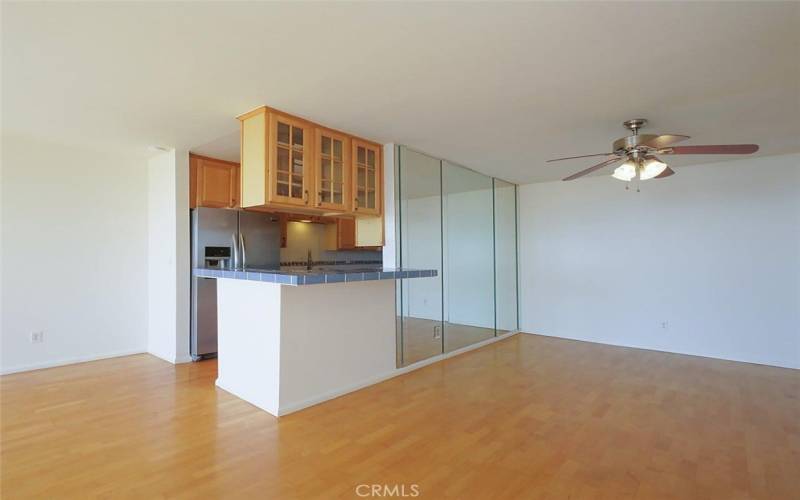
xmin=2 ymin=334 xmax=798 ymax=499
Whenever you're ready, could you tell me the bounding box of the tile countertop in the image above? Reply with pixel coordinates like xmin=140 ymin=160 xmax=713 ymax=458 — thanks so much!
xmin=193 ymin=266 xmax=438 ymax=286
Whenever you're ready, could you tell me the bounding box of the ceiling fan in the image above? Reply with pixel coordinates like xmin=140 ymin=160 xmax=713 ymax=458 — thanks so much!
xmin=549 ymin=119 xmax=759 ymax=182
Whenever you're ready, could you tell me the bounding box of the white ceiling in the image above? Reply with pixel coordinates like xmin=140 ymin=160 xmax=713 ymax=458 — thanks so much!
xmin=3 ymin=2 xmax=799 ymax=184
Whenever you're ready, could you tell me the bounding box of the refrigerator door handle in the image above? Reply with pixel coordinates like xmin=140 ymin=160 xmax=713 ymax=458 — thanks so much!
xmin=231 ymin=233 xmax=239 ymax=270
xmin=239 ymin=233 xmax=247 ymax=270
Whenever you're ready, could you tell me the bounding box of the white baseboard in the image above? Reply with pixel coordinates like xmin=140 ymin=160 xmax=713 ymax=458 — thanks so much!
xmin=277 ymin=330 xmax=520 ymax=416
xmin=277 ymin=369 xmax=402 ymax=416
xmin=147 ymin=350 xmax=194 ymax=365
xmin=518 ymin=331 xmax=799 ymax=370
xmin=0 ymin=348 xmax=147 ymax=375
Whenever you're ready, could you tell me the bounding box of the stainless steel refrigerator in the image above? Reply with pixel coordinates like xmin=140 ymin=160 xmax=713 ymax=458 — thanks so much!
xmin=191 ymin=207 xmax=281 ymax=360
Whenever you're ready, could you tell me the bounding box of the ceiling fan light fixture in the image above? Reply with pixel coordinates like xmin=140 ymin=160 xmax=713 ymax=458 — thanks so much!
xmin=549 ymin=119 xmax=758 ymax=182
xmin=639 ymin=157 xmax=668 ymax=180
xmin=611 ymin=160 xmax=636 ymax=181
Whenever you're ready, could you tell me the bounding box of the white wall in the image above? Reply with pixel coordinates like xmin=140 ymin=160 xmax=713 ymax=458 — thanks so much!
xmin=1 ymin=133 xmax=149 ymax=373
xmin=147 ymin=150 xmax=191 ymax=364
xmin=519 ymin=154 xmax=800 ymax=369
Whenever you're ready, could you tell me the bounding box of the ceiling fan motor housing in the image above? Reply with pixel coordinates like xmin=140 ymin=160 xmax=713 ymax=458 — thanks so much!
xmin=613 ymin=134 xmax=659 ymax=154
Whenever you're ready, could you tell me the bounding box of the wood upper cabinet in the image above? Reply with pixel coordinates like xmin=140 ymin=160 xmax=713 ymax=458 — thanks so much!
xmin=239 ymin=107 xmax=314 ymax=209
xmin=352 ymin=139 xmax=382 ymax=216
xmin=239 ymin=106 xmax=382 ymax=222
xmin=324 ymin=218 xmax=356 ymax=251
xmin=338 ymin=218 xmax=357 ymax=249
xmin=270 ymin=113 xmax=313 ymax=207
xmin=314 ymin=128 xmax=350 ymax=212
xmin=190 ymin=154 xmax=239 ymax=209
xmin=325 ymin=217 xmax=383 ymax=249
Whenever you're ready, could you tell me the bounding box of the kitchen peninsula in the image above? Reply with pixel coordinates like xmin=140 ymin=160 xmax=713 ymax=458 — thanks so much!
xmin=194 ymin=266 xmax=436 ymax=416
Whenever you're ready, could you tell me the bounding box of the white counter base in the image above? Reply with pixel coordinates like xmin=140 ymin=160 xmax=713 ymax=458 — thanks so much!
xmin=215 ymin=278 xmax=396 ymax=416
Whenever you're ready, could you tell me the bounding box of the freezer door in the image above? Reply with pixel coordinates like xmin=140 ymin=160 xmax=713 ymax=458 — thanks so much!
xmin=238 ymin=211 xmax=281 ymax=269
xmin=191 ymin=277 xmax=218 ymax=357
xmin=191 ymin=207 xmax=238 ymax=267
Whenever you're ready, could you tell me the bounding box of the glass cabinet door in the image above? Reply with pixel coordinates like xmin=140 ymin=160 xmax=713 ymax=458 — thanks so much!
xmin=271 ymin=113 xmax=311 ymax=206
xmin=353 ymin=140 xmax=381 ymax=215
xmin=315 ymin=129 xmax=349 ymax=211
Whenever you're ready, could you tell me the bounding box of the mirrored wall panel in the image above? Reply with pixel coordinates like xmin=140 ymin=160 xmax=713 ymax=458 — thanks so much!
xmin=396 ymin=146 xmax=518 ymax=367
xmin=494 ymin=179 xmax=519 ymax=333
xmin=397 ymin=148 xmax=444 ymax=365
xmin=443 ymin=161 xmax=495 ymax=352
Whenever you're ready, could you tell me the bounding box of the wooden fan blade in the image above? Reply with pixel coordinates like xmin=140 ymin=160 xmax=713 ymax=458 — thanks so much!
xmin=562 ymin=157 xmax=623 ymax=181
xmin=661 ymin=144 xmax=759 ymax=155
xmin=654 ymin=166 xmax=675 ymax=179
xmin=547 ymin=153 xmax=614 ymax=163
xmin=641 ymin=134 xmax=690 ymax=149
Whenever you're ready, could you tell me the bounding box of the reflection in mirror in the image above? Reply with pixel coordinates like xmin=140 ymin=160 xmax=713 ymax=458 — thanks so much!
xmin=398 ymin=147 xmax=443 ymax=365
xmin=494 ymin=179 xmax=518 ymax=333
xmin=443 ymin=161 xmax=495 ymax=352
xmin=395 ymin=146 xmax=518 ymax=367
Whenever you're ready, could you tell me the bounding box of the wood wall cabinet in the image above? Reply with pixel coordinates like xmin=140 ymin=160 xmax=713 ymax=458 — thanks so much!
xmin=239 ymin=107 xmax=314 ymax=210
xmin=271 ymin=113 xmax=313 ymax=207
xmin=324 ymin=218 xmax=356 ymax=251
xmin=315 ymin=128 xmax=350 ymax=212
xmin=190 ymin=154 xmax=239 ymax=209
xmin=325 ymin=217 xmax=384 ymax=250
xmin=355 ymin=217 xmax=384 ymax=248
xmin=352 ymin=140 xmax=382 ymax=216
xmin=238 ymin=106 xmax=384 ymax=246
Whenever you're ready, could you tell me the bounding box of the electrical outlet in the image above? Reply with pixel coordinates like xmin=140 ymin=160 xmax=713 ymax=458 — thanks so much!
xmin=433 ymin=325 xmax=442 ymax=339
xmin=31 ymin=331 xmax=45 ymax=344
xmin=660 ymin=321 xmax=669 ymax=330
